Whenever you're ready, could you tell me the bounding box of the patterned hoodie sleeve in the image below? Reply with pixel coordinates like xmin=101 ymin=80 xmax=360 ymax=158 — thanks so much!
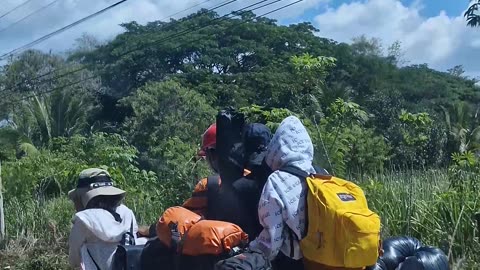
xmin=249 ymin=177 xmax=285 ymax=260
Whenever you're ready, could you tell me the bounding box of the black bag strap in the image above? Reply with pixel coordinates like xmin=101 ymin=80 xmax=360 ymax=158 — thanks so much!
xmin=86 ymin=247 xmax=101 ymax=270
xmin=279 ymin=166 xmax=313 ymax=255
xmin=279 ymin=166 xmax=310 ymax=180
xmin=207 ymin=174 xmax=220 ymax=199
xmin=288 ymin=229 xmax=295 ymax=258
xmin=206 ymin=174 xmax=220 ymax=217
xmin=129 ymin=219 xmax=135 ymax=245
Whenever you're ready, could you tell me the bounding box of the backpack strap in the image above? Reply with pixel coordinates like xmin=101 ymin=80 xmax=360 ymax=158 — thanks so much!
xmin=86 ymin=248 xmax=101 ymax=270
xmin=288 ymin=229 xmax=295 ymax=258
xmin=206 ymin=174 xmax=220 ymax=218
xmin=129 ymin=219 xmax=135 ymax=245
xmin=279 ymin=166 xmax=310 ymax=180
xmin=279 ymin=166 xmax=312 ymax=255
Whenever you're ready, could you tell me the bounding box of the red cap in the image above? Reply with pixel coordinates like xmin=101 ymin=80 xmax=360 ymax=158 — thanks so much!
xmin=198 ymin=123 xmax=216 ymax=157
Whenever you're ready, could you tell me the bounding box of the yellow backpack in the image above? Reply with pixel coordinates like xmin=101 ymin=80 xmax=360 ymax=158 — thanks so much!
xmin=280 ymin=167 xmax=381 ymax=269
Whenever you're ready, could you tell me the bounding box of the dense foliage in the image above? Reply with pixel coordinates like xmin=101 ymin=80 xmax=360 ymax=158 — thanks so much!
xmin=0 ymin=10 xmax=479 ymax=269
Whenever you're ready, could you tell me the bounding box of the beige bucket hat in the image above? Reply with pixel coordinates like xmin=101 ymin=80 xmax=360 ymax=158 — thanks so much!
xmin=68 ymin=168 xmax=126 ymax=208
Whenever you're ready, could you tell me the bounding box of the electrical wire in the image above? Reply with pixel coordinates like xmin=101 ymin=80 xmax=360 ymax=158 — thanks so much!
xmin=0 ymin=0 xmax=62 ymax=35
xmin=0 ymin=0 xmax=288 ymax=100
xmin=117 ymin=0 xmax=273 ymax=58
xmin=0 ymin=0 xmax=128 ymax=60
xmin=6 ymin=75 xmax=98 ymax=104
xmin=3 ymin=0 xmax=304 ymax=102
xmin=0 ymin=0 xmax=36 ymax=21
xmin=0 ymin=0 xmax=235 ymax=94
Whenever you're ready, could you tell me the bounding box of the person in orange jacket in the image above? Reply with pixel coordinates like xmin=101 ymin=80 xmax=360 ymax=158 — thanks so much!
xmin=137 ymin=123 xmax=219 ymax=237
xmin=139 ymin=123 xmax=271 ymax=239
xmin=182 ymin=123 xmax=222 ymax=216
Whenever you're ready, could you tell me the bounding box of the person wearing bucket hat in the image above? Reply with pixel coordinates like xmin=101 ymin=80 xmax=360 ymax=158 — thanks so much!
xmin=68 ymin=168 xmax=142 ymax=270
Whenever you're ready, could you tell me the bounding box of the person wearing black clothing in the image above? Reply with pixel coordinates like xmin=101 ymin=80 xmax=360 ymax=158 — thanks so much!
xmin=207 ymin=123 xmax=272 ymax=240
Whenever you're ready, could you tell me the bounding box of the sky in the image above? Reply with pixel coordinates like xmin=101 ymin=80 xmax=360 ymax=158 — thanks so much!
xmin=0 ymin=0 xmax=478 ymax=79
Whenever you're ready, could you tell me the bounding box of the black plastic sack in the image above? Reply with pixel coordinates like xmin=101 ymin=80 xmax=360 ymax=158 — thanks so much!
xmin=215 ymin=248 xmax=272 ymax=270
xmin=366 ymin=236 xmax=449 ymax=270
xmin=381 ymin=236 xmax=423 ymax=270
xmin=216 ymin=107 xmax=246 ymax=184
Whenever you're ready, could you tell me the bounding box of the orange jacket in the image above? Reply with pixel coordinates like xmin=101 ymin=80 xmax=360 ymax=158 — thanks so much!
xmin=182 ymin=169 xmax=251 ymax=217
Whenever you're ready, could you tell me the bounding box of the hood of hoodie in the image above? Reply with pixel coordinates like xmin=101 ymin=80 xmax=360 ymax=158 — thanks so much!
xmin=74 ymin=204 xmax=134 ymax=243
xmin=265 ymin=116 xmax=314 ymax=172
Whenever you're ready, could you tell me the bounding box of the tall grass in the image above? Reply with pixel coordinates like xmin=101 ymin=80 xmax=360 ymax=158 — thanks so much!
xmin=0 ymin=170 xmax=479 ymax=269
xmin=358 ymin=169 xmax=480 ymax=269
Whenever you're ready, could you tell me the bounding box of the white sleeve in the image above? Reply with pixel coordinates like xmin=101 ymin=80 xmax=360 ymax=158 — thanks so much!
xmin=68 ymin=219 xmax=87 ymax=269
xmin=250 ymin=177 xmax=285 ymax=260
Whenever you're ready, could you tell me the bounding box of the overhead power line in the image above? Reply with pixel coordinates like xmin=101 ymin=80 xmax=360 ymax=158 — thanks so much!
xmin=0 ymin=0 xmax=238 ymax=94
xmin=2 ymin=0 xmax=304 ymax=102
xmin=7 ymin=75 xmax=98 ymax=104
xmin=257 ymin=0 xmax=303 ymax=17
xmin=162 ymin=0 xmax=214 ymax=20
xmin=117 ymin=0 xmax=273 ymax=58
xmin=0 ymin=0 xmax=285 ymax=99
xmin=0 ymin=0 xmax=36 ymax=21
xmin=2 ymin=0 xmax=271 ymax=96
xmin=0 ymin=0 xmax=129 ymax=60
xmin=0 ymin=0 xmax=62 ymax=35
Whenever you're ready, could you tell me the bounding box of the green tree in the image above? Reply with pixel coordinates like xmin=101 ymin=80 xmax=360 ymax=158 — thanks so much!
xmin=395 ymin=110 xmax=434 ymax=167
xmin=9 ymin=87 xmax=99 ymax=147
xmin=120 ymin=80 xmax=215 ymax=203
xmin=442 ymin=101 xmax=480 ymax=154
xmin=351 ymin=35 xmax=384 ymax=57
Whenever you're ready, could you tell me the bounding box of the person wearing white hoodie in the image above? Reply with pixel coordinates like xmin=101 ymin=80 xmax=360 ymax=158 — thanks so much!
xmin=68 ymin=168 xmax=145 ymax=270
xmin=249 ymin=116 xmax=315 ymax=270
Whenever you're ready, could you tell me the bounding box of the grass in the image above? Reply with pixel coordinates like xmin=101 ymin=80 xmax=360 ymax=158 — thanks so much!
xmin=0 ymin=169 xmax=479 ymax=269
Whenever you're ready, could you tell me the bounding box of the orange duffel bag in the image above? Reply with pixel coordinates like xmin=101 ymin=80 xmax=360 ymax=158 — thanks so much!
xmin=182 ymin=220 xmax=249 ymax=256
xmin=156 ymin=206 xmax=202 ymax=250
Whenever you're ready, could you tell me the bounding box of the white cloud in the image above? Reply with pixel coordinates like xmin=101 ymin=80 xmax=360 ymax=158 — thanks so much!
xmin=314 ymin=0 xmax=480 ymax=79
xmin=0 ymin=0 xmax=205 ymax=55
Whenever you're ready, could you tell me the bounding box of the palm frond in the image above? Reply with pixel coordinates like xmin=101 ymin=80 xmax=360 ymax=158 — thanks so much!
xmin=465 ymin=2 xmax=480 ymax=27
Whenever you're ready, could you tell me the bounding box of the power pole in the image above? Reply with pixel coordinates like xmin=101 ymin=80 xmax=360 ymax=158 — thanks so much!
xmin=0 ymin=160 xmax=5 ymax=241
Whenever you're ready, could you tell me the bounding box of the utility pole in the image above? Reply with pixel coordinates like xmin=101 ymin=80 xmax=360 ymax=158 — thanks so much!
xmin=0 ymin=160 xmax=5 ymax=241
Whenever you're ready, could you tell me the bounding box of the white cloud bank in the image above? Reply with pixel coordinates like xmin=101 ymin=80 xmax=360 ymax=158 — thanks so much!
xmin=0 ymin=0 xmax=320 ymax=57
xmin=313 ymin=0 xmax=480 ymax=79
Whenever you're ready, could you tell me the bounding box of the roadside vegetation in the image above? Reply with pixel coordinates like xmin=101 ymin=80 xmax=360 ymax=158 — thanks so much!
xmin=1 ymin=10 xmax=479 ymax=269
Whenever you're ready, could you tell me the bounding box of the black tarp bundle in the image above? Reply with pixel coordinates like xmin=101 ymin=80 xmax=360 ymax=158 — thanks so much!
xmin=367 ymin=236 xmax=449 ymax=270
xmin=215 ymin=107 xmax=246 ymax=184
